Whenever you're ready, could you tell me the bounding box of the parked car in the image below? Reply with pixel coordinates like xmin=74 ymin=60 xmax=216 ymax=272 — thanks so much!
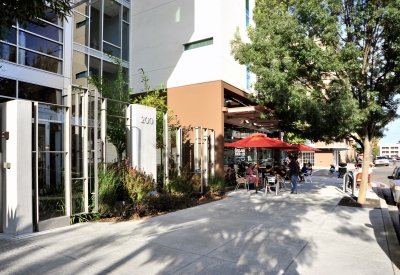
xmin=387 ymin=166 xmax=400 ymax=205
xmin=374 ymin=156 xmax=390 ymax=166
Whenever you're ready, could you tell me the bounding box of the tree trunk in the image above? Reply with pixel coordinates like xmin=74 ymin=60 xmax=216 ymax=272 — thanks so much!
xmin=357 ymin=136 xmax=372 ymax=204
xmin=118 ymin=151 xmax=123 ymax=166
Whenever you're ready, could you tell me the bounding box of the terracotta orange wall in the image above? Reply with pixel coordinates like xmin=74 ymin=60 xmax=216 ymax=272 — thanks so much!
xmin=315 ymin=151 xmax=334 ymax=167
xmin=167 ymin=81 xmax=225 ymax=176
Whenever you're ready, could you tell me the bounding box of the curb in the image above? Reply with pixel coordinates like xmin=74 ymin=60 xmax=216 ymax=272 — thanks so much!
xmin=377 ymin=187 xmax=400 ymax=275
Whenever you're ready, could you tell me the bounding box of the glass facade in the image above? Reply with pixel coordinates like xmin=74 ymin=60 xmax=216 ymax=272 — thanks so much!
xmin=0 ymin=0 xmax=130 ymax=231
xmin=73 ymin=0 xmax=130 ymax=88
xmin=0 ymin=17 xmax=64 ymax=74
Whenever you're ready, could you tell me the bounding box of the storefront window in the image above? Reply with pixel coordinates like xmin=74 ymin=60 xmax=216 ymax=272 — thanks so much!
xmin=302 ymin=152 xmax=315 ymax=166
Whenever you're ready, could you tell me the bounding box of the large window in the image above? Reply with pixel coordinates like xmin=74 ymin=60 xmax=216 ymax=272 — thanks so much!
xmin=0 ymin=77 xmax=17 ymax=97
xmin=73 ymin=51 xmax=89 ymax=86
xmin=0 ymin=17 xmax=63 ymax=74
xmin=72 ymin=0 xmax=130 ymax=83
xmin=18 ymin=81 xmax=62 ymax=104
xmin=0 ymin=77 xmax=62 ymax=104
xmin=302 ymin=152 xmax=315 ymax=166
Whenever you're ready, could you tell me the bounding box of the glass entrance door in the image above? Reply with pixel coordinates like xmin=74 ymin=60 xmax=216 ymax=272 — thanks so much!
xmin=33 ymin=102 xmax=70 ymax=231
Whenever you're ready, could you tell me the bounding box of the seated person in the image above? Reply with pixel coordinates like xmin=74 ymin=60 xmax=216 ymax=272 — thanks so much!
xmin=246 ymin=163 xmax=259 ymax=192
xmin=273 ymin=164 xmax=287 ymax=189
xmin=224 ymin=168 xmax=236 ymax=186
xmin=264 ymin=165 xmax=273 ymax=175
xmin=300 ymin=164 xmax=309 ymax=181
xmin=307 ymin=163 xmax=313 ymax=173
xmin=275 ymin=164 xmax=287 ymax=179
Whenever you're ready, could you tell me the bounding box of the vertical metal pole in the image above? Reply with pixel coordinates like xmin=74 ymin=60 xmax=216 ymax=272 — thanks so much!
xmin=65 ymin=87 xmax=71 ymax=217
xmin=210 ymin=129 xmax=215 ymax=176
xmin=194 ymin=127 xmax=200 ymax=173
xmin=164 ymin=113 xmax=169 ymax=185
xmin=33 ymin=102 xmax=39 ymax=230
xmin=176 ymin=127 xmax=182 ymax=176
xmin=0 ymin=151 xmax=2 ymax=232
xmin=203 ymin=128 xmax=208 ymax=187
xmin=83 ymin=91 xmax=89 ymax=213
xmin=74 ymin=92 xmax=81 ymax=180
xmin=125 ymin=104 xmax=131 ymax=165
xmin=93 ymin=89 xmax=98 ymax=213
xmin=101 ymin=98 xmax=107 ymax=168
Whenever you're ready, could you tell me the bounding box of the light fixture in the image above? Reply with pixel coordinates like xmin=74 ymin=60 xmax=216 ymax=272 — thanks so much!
xmin=244 ymin=120 xmax=250 ymax=123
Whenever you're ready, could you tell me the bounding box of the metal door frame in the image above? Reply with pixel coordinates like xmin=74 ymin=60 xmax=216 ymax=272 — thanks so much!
xmin=33 ymin=101 xmax=71 ymax=231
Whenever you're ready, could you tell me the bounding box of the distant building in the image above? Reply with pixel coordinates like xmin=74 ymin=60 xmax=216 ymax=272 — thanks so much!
xmin=306 ymin=139 xmax=355 ymax=168
xmin=380 ymin=143 xmax=400 ymax=158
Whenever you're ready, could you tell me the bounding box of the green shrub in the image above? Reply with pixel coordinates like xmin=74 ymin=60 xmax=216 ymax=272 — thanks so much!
xmin=124 ymin=166 xmax=155 ymax=203
xmin=207 ymin=174 xmax=226 ymax=196
xmin=97 ymin=165 xmax=120 ymax=215
xmin=167 ymin=168 xmax=201 ymax=196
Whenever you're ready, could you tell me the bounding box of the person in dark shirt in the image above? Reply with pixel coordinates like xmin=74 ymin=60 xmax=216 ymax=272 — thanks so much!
xmin=288 ymin=156 xmax=300 ymax=194
xmin=275 ymin=164 xmax=287 ymax=178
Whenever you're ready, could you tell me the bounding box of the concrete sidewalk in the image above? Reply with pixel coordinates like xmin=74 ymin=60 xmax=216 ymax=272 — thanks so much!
xmin=1 ymin=175 xmax=399 ymax=275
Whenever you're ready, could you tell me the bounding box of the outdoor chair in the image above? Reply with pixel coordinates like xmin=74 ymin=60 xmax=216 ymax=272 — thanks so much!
xmin=235 ymin=173 xmax=249 ymax=191
xmin=264 ymin=173 xmax=286 ymax=196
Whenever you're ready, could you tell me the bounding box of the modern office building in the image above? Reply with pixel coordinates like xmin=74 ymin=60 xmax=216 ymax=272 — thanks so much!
xmin=0 ymin=0 xmax=354 ymax=234
xmin=130 ymin=0 xmax=289 ymax=175
xmin=0 ymin=0 xmax=134 ymax=234
xmin=380 ymin=143 xmax=400 ymax=158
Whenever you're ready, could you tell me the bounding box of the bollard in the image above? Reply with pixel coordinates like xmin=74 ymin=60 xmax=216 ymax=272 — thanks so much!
xmin=342 ymin=171 xmax=354 ymax=195
xmin=342 ymin=172 xmax=348 ymax=193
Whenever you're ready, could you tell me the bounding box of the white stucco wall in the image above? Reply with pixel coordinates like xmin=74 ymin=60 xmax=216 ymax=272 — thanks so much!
xmin=130 ymin=0 xmax=251 ymax=93
xmin=1 ymin=100 xmax=33 ymax=235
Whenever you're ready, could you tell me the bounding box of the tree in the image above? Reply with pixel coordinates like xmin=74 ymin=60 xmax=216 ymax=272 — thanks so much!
xmin=231 ymin=0 xmax=400 ymax=203
xmin=89 ymin=57 xmax=130 ymax=163
xmin=1 ymin=0 xmax=72 ymax=40
xmin=133 ymin=69 xmax=190 ymax=149
xmin=283 ymin=132 xmax=307 ymax=145
xmin=371 ymin=137 xmax=380 ymax=156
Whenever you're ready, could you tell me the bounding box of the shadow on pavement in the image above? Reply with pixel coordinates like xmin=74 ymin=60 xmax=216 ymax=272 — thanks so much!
xmin=0 ymin=173 xmax=396 ymax=274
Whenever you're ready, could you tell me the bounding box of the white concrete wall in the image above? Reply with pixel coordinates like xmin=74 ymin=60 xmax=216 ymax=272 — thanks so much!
xmin=126 ymin=104 xmax=157 ymax=180
xmin=220 ymin=0 xmax=248 ymax=92
xmin=1 ymin=100 xmax=33 ymax=235
xmin=130 ymin=0 xmax=249 ymax=93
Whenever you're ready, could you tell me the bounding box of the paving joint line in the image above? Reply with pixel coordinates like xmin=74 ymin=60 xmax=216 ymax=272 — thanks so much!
xmin=377 ymin=187 xmax=400 ymax=275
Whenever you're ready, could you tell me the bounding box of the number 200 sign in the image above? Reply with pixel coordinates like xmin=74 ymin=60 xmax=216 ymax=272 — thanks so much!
xmin=141 ymin=116 xmax=154 ymax=125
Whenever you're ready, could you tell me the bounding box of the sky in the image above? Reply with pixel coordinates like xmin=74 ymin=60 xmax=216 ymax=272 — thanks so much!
xmin=378 ymin=95 xmax=400 ymax=145
xmin=379 ymin=117 xmax=400 ymax=145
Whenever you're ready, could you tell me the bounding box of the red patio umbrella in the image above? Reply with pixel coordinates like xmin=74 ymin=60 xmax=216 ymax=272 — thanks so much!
xmin=288 ymin=143 xmax=322 ymax=152
xmin=224 ymin=133 xmax=295 ymax=149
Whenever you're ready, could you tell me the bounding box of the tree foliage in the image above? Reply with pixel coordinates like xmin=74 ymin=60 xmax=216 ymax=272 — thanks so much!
xmin=283 ymin=132 xmax=307 ymax=145
xmin=133 ymin=69 xmax=190 ymax=149
xmin=231 ymin=0 xmax=400 ymax=203
xmin=1 ymin=0 xmax=72 ymax=40
xmin=89 ymin=57 xmax=130 ymax=163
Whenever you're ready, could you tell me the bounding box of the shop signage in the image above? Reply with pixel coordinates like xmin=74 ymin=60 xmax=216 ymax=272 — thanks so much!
xmin=235 ymin=148 xmax=245 ymax=156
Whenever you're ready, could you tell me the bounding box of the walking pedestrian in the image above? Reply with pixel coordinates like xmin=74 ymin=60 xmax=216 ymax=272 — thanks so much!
xmin=288 ymin=156 xmax=300 ymax=194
